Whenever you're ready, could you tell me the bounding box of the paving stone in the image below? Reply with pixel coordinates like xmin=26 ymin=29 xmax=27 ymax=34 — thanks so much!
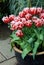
xmin=0 ymin=57 xmax=17 ymax=65
xmin=0 ymin=24 xmax=15 ymax=59
xmin=0 ymin=53 xmax=6 ymax=62
xmin=0 ymin=38 xmax=15 ymax=59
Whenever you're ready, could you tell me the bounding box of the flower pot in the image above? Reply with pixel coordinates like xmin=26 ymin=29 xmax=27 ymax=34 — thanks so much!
xmin=13 ymin=46 xmax=44 ymax=65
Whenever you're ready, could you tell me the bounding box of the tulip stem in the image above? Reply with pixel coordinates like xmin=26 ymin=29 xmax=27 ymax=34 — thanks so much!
xmin=27 ymin=0 xmax=31 ymax=7
xmin=36 ymin=0 xmax=39 ymax=7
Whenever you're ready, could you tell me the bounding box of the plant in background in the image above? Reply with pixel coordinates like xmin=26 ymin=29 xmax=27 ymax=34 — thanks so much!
xmin=0 ymin=0 xmax=44 ymax=22
xmin=9 ymin=0 xmax=44 ymax=15
xmin=2 ymin=7 xmax=44 ymax=59
xmin=0 ymin=0 xmax=9 ymax=24
xmin=9 ymin=0 xmax=31 ymax=15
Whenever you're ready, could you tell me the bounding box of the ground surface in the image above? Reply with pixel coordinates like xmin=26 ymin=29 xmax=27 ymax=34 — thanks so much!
xmin=0 ymin=24 xmax=17 ymax=65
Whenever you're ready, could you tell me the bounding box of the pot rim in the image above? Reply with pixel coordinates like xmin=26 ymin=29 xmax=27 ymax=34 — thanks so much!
xmin=13 ymin=46 xmax=44 ymax=56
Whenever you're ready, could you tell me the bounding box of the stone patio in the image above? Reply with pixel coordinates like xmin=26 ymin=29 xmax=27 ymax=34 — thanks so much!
xmin=0 ymin=24 xmax=17 ymax=65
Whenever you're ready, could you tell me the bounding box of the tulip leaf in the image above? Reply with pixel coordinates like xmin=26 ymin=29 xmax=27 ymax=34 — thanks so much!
xmin=33 ymin=40 xmax=41 ymax=59
xmin=22 ymin=44 xmax=32 ymax=59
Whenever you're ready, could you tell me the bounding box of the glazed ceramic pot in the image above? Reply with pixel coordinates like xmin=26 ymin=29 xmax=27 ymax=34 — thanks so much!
xmin=13 ymin=46 xmax=44 ymax=65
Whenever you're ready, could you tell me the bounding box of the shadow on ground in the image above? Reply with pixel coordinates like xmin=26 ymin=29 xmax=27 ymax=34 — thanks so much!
xmin=0 ymin=24 xmax=11 ymax=40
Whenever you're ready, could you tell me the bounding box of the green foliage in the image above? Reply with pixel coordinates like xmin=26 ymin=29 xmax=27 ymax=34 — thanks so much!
xmin=31 ymin=0 xmax=44 ymax=8
xmin=33 ymin=40 xmax=41 ymax=59
xmin=9 ymin=0 xmax=44 ymax=15
xmin=9 ymin=0 xmax=31 ymax=15
xmin=22 ymin=44 xmax=32 ymax=59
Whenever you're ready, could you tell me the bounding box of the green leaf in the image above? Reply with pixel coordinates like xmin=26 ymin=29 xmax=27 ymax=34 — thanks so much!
xmin=10 ymin=34 xmax=20 ymax=43
xmin=22 ymin=45 xmax=32 ymax=59
xmin=39 ymin=34 xmax=43 ymax=41
xmin=11 ymin=34 xmax=19 ymax=39
xmin=20 ymin=41 xmax=26 ymax=49
xmin=33 ymin=40 xmax=41 ymax=59
xmin=28 ymin=38 xmax=34 ymax=44
xmin=42 ymin=42 xmax=44 ymax=49
xmin=10 ymin=40 xmax=15 ymax=51
xmin=33 ymin=29 xmax=39 ymax=39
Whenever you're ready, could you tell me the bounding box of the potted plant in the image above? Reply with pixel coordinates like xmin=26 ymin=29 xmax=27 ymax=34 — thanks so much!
xmin=2 ymin=7 xmax=44 ymax=65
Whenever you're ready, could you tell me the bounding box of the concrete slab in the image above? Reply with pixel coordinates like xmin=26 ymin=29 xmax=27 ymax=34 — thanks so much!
xmin=0 ymin=38 xmax=15 ymax=59
xmin=0 ymin=53 xmax=6 ymax=62
xmin=0 ymin=57 xmax=17 ymax=65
